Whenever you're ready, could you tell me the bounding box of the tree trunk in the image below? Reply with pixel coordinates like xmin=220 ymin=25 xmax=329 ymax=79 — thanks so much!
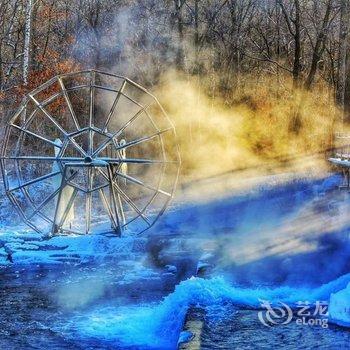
xmin=230 ymin=1 xmax=240 ymax=80
xmin=23 ymin=0 xmax=33 ymax=85
xmin=194 ymin=0 xmax=199 ymax=72
xmin=293 ymin=0 xmax=302 ymax=88
xmin=175 ymin=0 xmax=185 ymax=69
xmin=279 ymin=0 xmax=302 ymax=87
xmin=337 ymin=0 xmax=350 ymax=117
xmin=304 ymin=0 xmax=333 ymax=90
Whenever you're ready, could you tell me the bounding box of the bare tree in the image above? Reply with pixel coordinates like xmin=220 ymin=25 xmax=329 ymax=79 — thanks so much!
xmin=0 ymin=0 xmax=347 ymax=107
xmin=173 ymin=0 xmax=186 ymax=68
xmin=305 ymin=0 xmax=335 ymax=90
xmin=23 ymin=0 xmax=33 ymax=85
xmin=279 ymin=0 xmax=302 ymax=87
xmin=336 ymin=0 xmax=350 ymax=113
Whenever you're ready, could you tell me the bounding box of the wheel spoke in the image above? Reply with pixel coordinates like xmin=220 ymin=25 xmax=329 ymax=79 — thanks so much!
xmin=117 ymin=191 xmax=126 ymax=225
xmin=103 ymin=80 xmax=127 ymax=131
xmin=89 ymin=71 xmax=95 ymax=155
xmin=114 ymin=128 xmax=173 ymax=151
xmin=93 ymin=102 xmax=152 ymax=157
xmin=9 ymin=170 xmax=61 ymax=192
xmin=28 ymin=170 xmax=78 ymax=219
xmin=101 ymin=157 xmax=175 ymax=164
xmin=69 ymin=126 xmax=90 ymax=137
xmin=29 ymin=95 xmax=87 ymax=157
xmin=58 ymin=77 xmax=80 ymax=130
xmin=11 ymin=124 xmax=63 ymax=149
xmin=29 ymin=95 xmax=67 ymax=135
xmin=5 ymin=156 xmax=85 ymax=161
xmin=7 ymin=192 xmax=41 ymax=233
xmin=114 ymin=171 xmax=171 ymax=197
xmin=22 ymin=187 xmax=53 ymax=225
xmin=97 ymin=167 xmax=150 ymax=226
xmin=29 ymin=187 xmax=61 ymax=220
xmin=86 ymin=167 xmax=93 ymax=233
xmin=114 ymin=183 xmax=151 ymax=226
xmin=99 ymin=188 xmax=119 ymax=230
xmin=2 ymin=155 xmax=172 ymax=164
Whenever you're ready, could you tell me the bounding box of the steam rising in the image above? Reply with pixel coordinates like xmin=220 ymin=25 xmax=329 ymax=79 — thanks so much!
xmin=153 ymin=71 xmax=340 ymax=181
xmin=156 ymin=173 xmax=350 ymax=287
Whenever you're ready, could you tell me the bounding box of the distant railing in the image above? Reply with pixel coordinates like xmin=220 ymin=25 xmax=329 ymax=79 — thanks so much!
xmin=333 ymin=132 xmax=350 ymax=159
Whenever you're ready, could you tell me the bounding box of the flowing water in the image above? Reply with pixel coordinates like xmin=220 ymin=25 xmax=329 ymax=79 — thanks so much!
xmin=1 ymin=266 xmax=350 ymax=350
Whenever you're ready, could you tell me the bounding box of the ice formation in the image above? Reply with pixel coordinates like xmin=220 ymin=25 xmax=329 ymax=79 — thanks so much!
xmin=329 ymin=282 xmax=350 ymax=327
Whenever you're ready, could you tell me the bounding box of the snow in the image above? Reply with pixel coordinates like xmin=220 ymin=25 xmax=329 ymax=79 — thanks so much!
xmin=329 ymin=157 xmax=350 ymax=168
xmin=329 ymin=282 xmax=350 ymax=327
xmin=0 ymin=232 xmax=139 ymax=265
